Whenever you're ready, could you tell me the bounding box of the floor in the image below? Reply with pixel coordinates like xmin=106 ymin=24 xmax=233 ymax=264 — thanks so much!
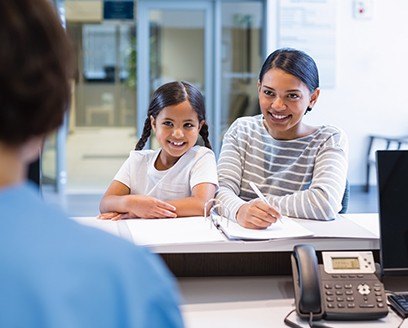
xmin=43 ymin=185 xmax=379 ymax=218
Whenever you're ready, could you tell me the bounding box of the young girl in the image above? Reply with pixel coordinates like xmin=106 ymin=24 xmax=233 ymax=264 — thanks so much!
xmin=99 ymin=81 xmax=218 ymax=220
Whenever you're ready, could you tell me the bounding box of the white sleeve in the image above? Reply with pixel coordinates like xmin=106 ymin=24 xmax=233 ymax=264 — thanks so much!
xmin=190 ymin=149 xmax=219 ymax=188
xmin=113 ymin=156 xmax=131 ymax=188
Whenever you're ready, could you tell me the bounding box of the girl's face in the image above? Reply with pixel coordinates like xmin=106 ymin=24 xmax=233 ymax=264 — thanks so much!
xmin=151 ymin=100 xmax=204 ymax=168
xmin=258 ymin=68 xmax=320 ymax=140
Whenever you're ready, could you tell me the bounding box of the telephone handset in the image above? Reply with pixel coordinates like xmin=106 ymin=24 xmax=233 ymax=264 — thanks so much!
xmin=291 ymin=244 xmax=388 ymax=321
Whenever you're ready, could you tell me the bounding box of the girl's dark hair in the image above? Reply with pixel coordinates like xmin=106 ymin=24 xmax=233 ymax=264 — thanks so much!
xmin=0 ymin=0 xmax=73 ymax=145
xmin=136 ymin=81 xmax=212 ymax=150
xmin=259 ymin=48 xmax=319 ymax=113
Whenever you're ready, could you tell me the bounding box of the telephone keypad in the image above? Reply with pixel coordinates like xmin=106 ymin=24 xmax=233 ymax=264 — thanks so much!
xmin=321 ymin=270 xmax=388 ymax=319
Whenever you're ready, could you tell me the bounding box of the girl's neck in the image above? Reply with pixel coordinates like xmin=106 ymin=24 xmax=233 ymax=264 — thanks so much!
xmin=154 ymin=150 xmax=181 ymax=171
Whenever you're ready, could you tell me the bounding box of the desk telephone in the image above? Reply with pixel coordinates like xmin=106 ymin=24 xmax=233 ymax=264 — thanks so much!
xmin=291 ymin=245 xmax=388 ymax=321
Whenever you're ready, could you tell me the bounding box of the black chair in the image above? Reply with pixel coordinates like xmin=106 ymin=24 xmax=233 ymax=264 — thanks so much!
xmin=365 ymin=135 xmax=408 ymax=192
xmin=339 ymin=179 xmax=350 ymax=214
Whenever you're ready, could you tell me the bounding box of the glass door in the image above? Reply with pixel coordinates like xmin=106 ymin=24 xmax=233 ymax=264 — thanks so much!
xmin=216 ymin=1 xmax=264 ymax=149
xmin=138 ymin=0 xmax=264 ymax=153
xmin=137 ymin=1 xmax=213 ymax=149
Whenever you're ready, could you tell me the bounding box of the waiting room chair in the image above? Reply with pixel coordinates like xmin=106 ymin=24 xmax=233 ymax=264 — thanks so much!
xmin=339 ymin=179 xmax=350 ymax=214
xmin=365 ymin=134 xmax=408 ymax=192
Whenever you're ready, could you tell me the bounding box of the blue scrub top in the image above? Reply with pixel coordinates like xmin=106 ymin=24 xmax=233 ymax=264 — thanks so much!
xmin=0 ymin=183 xmax=184 ymax=327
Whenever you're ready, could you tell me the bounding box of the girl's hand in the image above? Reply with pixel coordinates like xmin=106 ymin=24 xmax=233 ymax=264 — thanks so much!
xmin=98 ymin=212 xmax=129 ymax=221
xmin=236 ymin=199 xmax=281 ymax=229
xmin=123 ymin=195 xmax=177 ymax=219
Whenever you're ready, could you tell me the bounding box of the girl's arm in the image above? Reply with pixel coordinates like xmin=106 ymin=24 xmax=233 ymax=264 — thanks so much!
xmin=99 ymin=180 xmax=176 ymax=219
xmin=167 ymin=182 xmax=217 ymax=217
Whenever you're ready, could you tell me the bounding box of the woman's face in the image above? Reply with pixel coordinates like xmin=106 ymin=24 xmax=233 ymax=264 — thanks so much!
xmin=258 ymin=68 xmax=319 ymax=140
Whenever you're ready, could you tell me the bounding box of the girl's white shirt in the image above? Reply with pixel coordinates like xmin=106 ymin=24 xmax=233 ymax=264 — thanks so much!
xmin=114 ymin=145 xmax=218 ymax=201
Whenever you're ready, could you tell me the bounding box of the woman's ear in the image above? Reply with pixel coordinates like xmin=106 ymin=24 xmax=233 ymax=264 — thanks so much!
xmin=150 ymin=115 xmax=156 ymax=132
xmin=257 ymin=80 xmax=261 ymax=93
xmin=308 ymin=88 xmax=320 ymax=109
xmin=198 ymin=120 xmax=205 ymax=131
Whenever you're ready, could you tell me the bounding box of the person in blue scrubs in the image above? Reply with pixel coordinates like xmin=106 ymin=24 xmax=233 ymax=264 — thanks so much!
xmin=0 ymin=1 xmax=184 ymax=327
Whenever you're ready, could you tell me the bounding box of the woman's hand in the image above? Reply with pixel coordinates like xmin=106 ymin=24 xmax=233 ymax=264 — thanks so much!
xmin=99 ymin=195 xmax=177 ymax=220
xmin=236 ymin=199 xmax=281 ymax=229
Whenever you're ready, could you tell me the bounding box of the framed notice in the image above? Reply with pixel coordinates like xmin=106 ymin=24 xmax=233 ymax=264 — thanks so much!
xmin=278 ymin=0 xmax=336 ymax=88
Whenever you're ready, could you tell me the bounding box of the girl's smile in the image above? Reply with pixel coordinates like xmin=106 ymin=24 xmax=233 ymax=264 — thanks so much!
xmin=151 ymin=100 xmax=203 ymax=170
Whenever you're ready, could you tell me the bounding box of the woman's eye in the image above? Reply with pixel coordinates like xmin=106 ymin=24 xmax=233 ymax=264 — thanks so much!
xmin=263 ymin=90 xmax=275 ymax=97
xmin=288 ymin=93 xmax=300 ymax=100
xmin=184 ymin=123 xmax=194 ymax=128
xmin=163 ymin=121 xmax=173 ymax=127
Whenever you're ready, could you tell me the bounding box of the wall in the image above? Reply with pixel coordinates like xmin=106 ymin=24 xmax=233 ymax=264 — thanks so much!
xmin=267 ymin=0 xmax=408 ymax=186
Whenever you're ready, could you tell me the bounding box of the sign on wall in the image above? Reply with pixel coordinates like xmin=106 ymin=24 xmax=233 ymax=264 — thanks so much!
xmin=278 ymin=0 xmax=336 ymax=88
xmin=104 ymin=0 xmax=134 ymax=20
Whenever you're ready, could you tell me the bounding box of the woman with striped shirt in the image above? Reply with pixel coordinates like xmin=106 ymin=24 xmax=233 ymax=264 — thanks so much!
xmin=217 ymin=48 xmax=348 ymax=229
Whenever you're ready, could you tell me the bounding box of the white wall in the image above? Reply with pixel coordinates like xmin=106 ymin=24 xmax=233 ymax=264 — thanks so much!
xmin=267 ymin=0 xmax=408 ymax=186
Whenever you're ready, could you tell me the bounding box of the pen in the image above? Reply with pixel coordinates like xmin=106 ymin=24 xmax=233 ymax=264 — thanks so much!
xmin=249 ymin=182 xmax=283 ymax=224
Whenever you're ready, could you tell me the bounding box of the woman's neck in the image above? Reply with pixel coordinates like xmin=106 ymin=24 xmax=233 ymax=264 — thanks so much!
xmin=0 ymin=143 xmax=25 ymax=187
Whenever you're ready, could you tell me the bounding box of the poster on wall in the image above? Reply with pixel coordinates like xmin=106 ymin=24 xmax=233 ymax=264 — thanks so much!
xmin=278 ymin=0 xmax=336 ymax=88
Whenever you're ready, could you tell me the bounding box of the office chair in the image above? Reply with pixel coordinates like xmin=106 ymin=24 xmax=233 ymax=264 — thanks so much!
xmin=365 ymin=134 xmax=408 ymax=192
xmin=339 ymin=179 xmax=349 ymax=214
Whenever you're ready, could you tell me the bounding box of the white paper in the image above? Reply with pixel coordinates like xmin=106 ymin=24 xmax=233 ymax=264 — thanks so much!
xmin=215 ymin=216 xmax=314 ymax=240
xmin=294 ymin=216 xmax=378 ymax=239
xmin=125 ymin=217 xmax=227 ymax=246
xmin=71 ymin=216 xmax=121 ymax=237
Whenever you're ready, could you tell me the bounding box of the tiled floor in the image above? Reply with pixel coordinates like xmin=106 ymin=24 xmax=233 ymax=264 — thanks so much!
xmin=43 ymin=185 xmax=379 ymax=218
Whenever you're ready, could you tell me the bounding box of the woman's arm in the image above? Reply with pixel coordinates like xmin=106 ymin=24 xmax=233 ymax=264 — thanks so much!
xmin=216 ymin=120 xmax=280 ymax=227
xmin=267 ymin=136 xmax=348 ymax=220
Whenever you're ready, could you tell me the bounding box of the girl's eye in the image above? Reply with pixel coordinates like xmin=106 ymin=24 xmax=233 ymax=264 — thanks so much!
xmin=263 ymin=89 xmax=275 ymax=97
xmin=163 ymin=121 xmax=173 ymax=127
xmin=287 ymin=93 xmax=300 ymax=100
xmin=184 ymin=123 xmax=194 ymax=128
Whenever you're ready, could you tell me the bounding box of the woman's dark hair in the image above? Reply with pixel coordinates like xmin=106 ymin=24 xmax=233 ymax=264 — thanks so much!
xmin=136 ymin=81 xmax=212 ymax=150
xmin=0 ymin=0 xmax=73 ymax=146
xmin=259 ymin=48 xmax=319 ymax=113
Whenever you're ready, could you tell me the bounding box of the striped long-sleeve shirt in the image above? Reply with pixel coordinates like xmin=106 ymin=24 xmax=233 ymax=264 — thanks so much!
xmin=216 ymin=115 xmax=348 ymax=221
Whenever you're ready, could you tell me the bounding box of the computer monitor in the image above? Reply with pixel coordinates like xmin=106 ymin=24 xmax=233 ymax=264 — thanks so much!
xmin=376 ymin=150 xmax=408 ymax=276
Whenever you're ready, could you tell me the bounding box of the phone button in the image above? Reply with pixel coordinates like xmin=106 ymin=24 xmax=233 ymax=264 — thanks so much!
xmin=359 ymin=304 xmax=375 ymax=308
xmin=347 ymin=303 xmax=356 ymax=308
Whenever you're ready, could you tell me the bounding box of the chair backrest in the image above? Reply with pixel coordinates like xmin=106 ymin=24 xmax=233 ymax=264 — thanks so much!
xmin=339 ymin=179 xmax=349 ymax=214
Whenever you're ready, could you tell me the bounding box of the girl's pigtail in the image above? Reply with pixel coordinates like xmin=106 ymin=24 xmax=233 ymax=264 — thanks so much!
xmin=135 ymin=117 xmax=152 ymax=150
xmin=199 ymin=123 xmax=212 ymax=150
